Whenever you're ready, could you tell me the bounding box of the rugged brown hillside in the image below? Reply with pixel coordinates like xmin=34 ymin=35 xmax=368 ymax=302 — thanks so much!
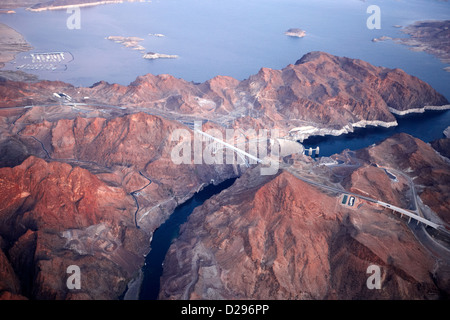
xmin=1 ymin=52 xmax=447 ymax=138
xmin=357 ymin=133 xmax=450 ymax=225
xmin=0 ymin=156 xmax=146 ymax=299
xmin=0 ymin=112 xmax=237 ymax=299
xmin=159 ymin=133 xmax=450 ymax=300
xmin=77 ymin=52 xmax=450 ymax=136
xmin=159 ymin=166 xmax=449 ymax=300
xmin=0 ymin=23 xmax=32 ymax=69
xmin=431 ymin=137 xmax=450 ymax=160
xmin=7 ymin=112 xmax=237 ymax=229
xmin=294 ymin=52 xmax=447 ymax=113
xmin=1 ymin=51 xmax=449 ymax=300
xmin=397 ymin=20 xmax=450 ymax=66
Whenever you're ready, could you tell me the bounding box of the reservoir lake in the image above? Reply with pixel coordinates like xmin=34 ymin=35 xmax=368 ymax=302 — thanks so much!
xmin=1 ymin=0 xmax=449 ymax=299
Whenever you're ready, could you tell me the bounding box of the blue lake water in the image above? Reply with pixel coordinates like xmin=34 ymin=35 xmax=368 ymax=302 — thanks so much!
xmin=1 ymin=0 xmax=449 ymax=100
xmin=139 ymin=177 xmax=237 ymax=300
xmin=1 ymin=1 xmax=449 ymax=299
xmin=303 ymin=110 xmax=450 ymax=157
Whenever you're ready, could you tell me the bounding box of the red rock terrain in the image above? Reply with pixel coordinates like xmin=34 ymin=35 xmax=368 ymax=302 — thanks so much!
xmin=397 ymin=20 xmax=450 ymax=66
xmin=159 ymin=135 xmax=450 ymax=300
xmin=431 ymin=137 xmax=450 ymax=160
xmin=5 ymin=111 xmax=237 ymax=226
xmin=356 ymin=133 xmax=450 ymax=225
xmin=0 ymin=51 xmax=449 ymax=300
xmin=1 ymin=52 xmax=447 ymax=137
xmin=0 ymin=156 xmax=145 ymax=299
xmin=0 ymin=112 xmax=237 ymax=299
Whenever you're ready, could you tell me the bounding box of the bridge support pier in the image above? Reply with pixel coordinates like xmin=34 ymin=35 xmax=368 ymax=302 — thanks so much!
xmin=305 ymin=146 xmax=320 ymax=157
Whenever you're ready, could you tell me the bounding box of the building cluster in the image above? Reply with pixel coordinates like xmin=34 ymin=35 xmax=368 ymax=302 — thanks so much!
xmin=30 ymin=52 xmax=65 ymax=63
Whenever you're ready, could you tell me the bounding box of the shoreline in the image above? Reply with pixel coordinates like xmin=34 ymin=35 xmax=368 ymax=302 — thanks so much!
xmin=290 ymin=119 xmax=398 ymax=142
xmin=388 ymin=104 xmax=450 ymax=116
xmin=291 ymin=103 xmax=450 ymax=142
xmin=26 ymin=0 xmax=142 ymax=12
xmin=372 ymin=20 xmax=450 ymax=72
xmin=0 ymin=22 xmax=33 ymax=70
xmin=122 ymin=269 xmax=144 ymax=300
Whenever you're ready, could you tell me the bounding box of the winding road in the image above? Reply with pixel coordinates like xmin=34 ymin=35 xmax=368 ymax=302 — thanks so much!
xmin=193 ymin=126 xmax=448 ymax=234
xmin=17 ymin=125 xmax=152 ymax=229
xmin=130 ymin=171 xmax=152 ymax=228
xmin=9 ymin=101 xmax=450 ymax=249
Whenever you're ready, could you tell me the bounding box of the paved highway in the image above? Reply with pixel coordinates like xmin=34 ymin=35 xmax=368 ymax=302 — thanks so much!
xmin=8 ymin=101 xmax=449 ymax=235
xmin=283 ymin=165 xmax=445 ymax=230
xmin=194 ymin=128 xmax=264 ymax=164
xmin=131 ymin=171 xmax=153 ymax=229
xmin=191 ymin=127 xmax=447 ymax=231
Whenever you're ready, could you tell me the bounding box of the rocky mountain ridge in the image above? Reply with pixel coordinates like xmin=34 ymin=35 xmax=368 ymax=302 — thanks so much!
xmin=1 ymin=52 xmax=448 ymax=141
xmin=159 ymin=133 xmax=450 ymax=300
xmin=0 ymin=112 xmax=237 ymax=299
xmin=0 ymin=51 xmax=449 ymax=300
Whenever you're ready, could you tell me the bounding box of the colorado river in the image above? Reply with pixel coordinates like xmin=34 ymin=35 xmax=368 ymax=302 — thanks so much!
xmin=139 ymin=177 xmax=237 ymax=300
xmin=303 ymin=110 xmax=450 ymax=157
xmin=3 ymin=0 xmax=446 ymax=300
xmin=138 ymin=110 xmax=450 ymax=300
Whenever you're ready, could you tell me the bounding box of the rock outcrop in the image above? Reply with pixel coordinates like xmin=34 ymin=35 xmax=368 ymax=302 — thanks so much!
xmin=431 ymin=137 xmax=450 ymax=160
xmin=397 ymin=20 xmax=450 ymax=66
xmin=284 ymin=28 xmax=306 ymax=38
xmin=0 ymin=112 xmax=237 ymax=299
xmin=13 ymin=112 xmax=237 ymax=228
xmin=1 ymin=51 xmax=449 ymax=300
xmin=0 ymin=23 xmax=32 ymax=68
xmin=372 ymin=20 xmax=450 ymax=72
xmin=0 ymin=156 xmax=146 ymax=299
xmin=357 ymin=133 xmax=450 ymax=225
xmin=143 ymin=52 xmax=178 ymax=60
xmin=159 ymin=134 xmax=450 ymax=300
xmin=1 ymin=52 xmax=447 ymax=140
